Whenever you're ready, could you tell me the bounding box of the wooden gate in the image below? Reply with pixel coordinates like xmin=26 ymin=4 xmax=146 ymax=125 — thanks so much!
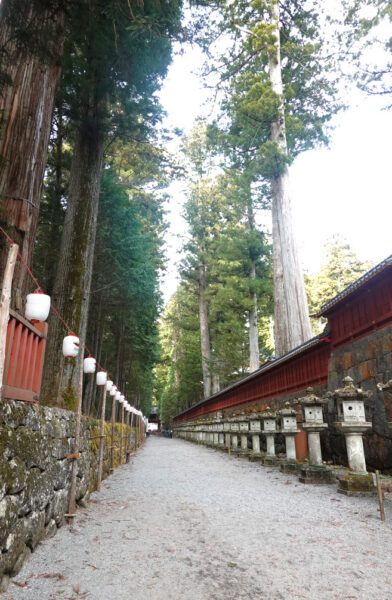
xmin=2 ymin=309 xmax=47 ymax=403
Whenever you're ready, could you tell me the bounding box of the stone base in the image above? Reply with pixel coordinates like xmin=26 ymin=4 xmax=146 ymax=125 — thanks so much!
xmin=299 ymin=465 xmax=334 ymax=485
xmin=248 ymin=453 xmax=264 ymax=463
xmin=261 ymin=456 xmax=282 ymax=466
xmin=337 ymin=473 xmax=377 ymax=497
xmin=280 ymin=461 xmax=302 ymax=474
xmin=234 ymin=450 xmax=250 ymax=458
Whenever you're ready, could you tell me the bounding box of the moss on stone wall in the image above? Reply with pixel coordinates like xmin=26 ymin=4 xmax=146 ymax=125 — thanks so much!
xmin=0 ymin=399 xmax=139 ymax=592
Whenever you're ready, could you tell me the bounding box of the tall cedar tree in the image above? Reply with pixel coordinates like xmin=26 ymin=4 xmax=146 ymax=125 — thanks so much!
xmin=0 ymin=0 xmax=67 ymax=307
xmin=40 ymin=0 xmax=182 ymax=407
xmin=202 ymin=0 xmax=341 ymax=356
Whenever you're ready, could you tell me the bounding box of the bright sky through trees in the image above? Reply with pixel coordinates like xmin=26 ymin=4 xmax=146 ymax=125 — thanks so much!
xmin=159 ymin=43 xmax=392 ymax=303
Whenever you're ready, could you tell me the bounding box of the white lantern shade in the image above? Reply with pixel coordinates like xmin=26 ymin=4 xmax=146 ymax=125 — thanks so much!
xmin=110 ymin=385 xmax=117 ymax=397
xmin=96 ymin=370 xmax=107 ymax=386
xmin=83 ymin=356 xmax=96 ymax=374
xmin=62 ymin=335 xmax=79 ymax=358
xmin=115 ymin=391 xmax=121 ymax=401
xmin=25 ymin=291 xmax=51 ymax=322
xmin=120 ymin=394 xmax=125 ymax=402
xmin=106 ymin=380 xmax=113 ymax=392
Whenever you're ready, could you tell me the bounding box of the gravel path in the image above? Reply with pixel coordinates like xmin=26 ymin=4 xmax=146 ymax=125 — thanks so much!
xmin=3 ymin=437 xmax=392 ymax=600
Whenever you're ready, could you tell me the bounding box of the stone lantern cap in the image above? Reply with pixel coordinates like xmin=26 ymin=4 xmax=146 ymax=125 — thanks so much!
xmin=332 ymin=376 xmax=372 ymax=401
xmin=259 ymin=406 xmax=277 ymax=419
xmin=277 ymin=402 xmax=298 ymax=433
xmin=296 ymin=387 xmax=328 ymax=407
xmin=377 ymin=379 xmax=392 ymax=391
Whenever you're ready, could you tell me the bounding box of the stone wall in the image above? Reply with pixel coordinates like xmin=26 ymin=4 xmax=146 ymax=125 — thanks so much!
xmin=0 ymin=400 xmax=136 ymax=591
xmin=326 ymin=324 xmax=392 ymax=470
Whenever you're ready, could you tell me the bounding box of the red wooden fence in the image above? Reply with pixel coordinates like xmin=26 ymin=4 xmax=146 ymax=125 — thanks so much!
xmin=2 ymin=309 xmax=47 ymax=403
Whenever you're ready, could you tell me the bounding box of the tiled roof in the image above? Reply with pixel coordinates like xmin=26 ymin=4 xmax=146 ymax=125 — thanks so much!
xmin=174 ymin=332 xmax=328 ymax=419
xmin=313 ymin=254 xmax=392 ymax=318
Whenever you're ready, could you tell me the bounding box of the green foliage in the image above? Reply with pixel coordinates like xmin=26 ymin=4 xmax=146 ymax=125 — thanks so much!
xmin=306 ymin=234 xmax=373 ymax=333
xmin=342 ymin=0 xmax=392 ymax=105
xmin=157 ymin=123 xmax=274 ymax=422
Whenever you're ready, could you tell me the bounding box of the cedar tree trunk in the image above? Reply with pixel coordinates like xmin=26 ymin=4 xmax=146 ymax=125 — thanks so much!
xmin=40 ymin=94 xmax=106 ymax=408
xmin=268 ymin=1 xmax=313 ymax=357
xmin=0 ymin=2 xmax=64 ymax=308
xmin=199 ymin=260 xmax=212 ymax=399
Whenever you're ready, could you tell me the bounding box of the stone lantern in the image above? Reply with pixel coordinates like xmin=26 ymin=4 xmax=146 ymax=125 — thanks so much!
xmin=297 ymin=388 xmax=333 ymax=484
xmin=237 ymin=413 xmax=250 ymax=456
xmin=229 ymin=416 xmax=240 ymax=451
xmin=248 ymin=410 xmax=263 ymax=461
xmin=277 ymin=403 xmax=299 ymax=461
xmin=260 ymin=408 xmax=278 ymax=465
xmin=223 ymin=420 xmax=231 ymax=451
xmin=299 ymin=388 xmax=328 ymax=466
xmin=333 ymin=376 xmax=372 ymax=473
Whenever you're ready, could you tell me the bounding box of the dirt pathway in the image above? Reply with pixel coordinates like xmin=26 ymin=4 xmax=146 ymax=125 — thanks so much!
xmin=4 ymin=437 xmax=392 ymax=600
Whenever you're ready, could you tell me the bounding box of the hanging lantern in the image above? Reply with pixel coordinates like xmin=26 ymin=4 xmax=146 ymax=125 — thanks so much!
xmin=96 ymin=370 xmax=107 ymax=386
xmin=25 ymin=290 xmax=51 ymax=323
xmin=115 ymin=390 xmax=121 ymax=401
xmin=83 ymin=356 xmax=96 ymax=374
xmin=110 ymin=385 xmax=117 ymax=397
xmin=120 ymin=394 xmax=125 ymax=402
xmin=62 ymin=335 xmax=79 ymax=358
xmin=106 ymin=380 xmax=113 ymax=392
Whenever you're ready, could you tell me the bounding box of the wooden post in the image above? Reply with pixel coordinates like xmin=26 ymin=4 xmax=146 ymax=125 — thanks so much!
xmin=125 ymin=411 xmax=130 ymax=461
xmin=130 ymin=411 xmax=134 ymax=450
xmin=67 ymin=342 xmax=84 ymax=524
xmin=120 ymin=404 xmax=124 ymax=464
xmin=0 ymin=243 xmax=18 ymax=399
xmin=375 ymin=470 xmax=386 ymax=522
xmin=97 ymin=384 xmax=107 ymax=491
xmin=110 ymin=396 xmax=116 ymax=472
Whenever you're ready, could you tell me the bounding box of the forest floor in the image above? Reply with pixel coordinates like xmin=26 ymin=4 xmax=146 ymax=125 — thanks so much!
xmin=4 ymin=437 xmax=392 ymax=600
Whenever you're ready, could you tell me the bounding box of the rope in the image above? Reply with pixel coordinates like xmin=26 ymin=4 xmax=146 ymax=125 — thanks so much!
xmin=0 ymin=225 xmax=42 ymax=291
xmin=0 ymin=226 xmax=141 ymax=412
xmin=0 ymin=226 xmax=96 ymax=365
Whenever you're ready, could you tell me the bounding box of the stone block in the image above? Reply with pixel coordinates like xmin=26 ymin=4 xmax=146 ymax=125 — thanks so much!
xmin=280 ymin=461 xmax=302 ymax=474
xmin=52 ymin=488 xmax=69 ymax=527
xmin=299 ymin=466 xmax=334 ymax=484
xmin=337 ymin=473 xmax=377 ymax=497
xmin=0 ymin=496 xmax=18 ymax=547
xmin=45 ymin=519 xmax=58 ymax=539
xmin=17 ymin=468 xmax=54 ymax=516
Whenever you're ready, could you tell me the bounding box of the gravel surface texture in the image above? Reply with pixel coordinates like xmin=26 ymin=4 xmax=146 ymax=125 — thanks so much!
xmin=3 ymin=437 xmax=392 ymax=600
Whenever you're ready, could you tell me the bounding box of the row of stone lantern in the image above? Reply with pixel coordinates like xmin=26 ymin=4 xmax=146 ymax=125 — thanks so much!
xmin=175 ymin=377 xmax=379 ymax=495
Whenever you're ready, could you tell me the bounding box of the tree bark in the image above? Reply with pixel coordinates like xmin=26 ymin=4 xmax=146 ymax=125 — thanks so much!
xmin=0 ymin=2 xmax=64 ymax=308
xmin=247 ymin=200 xmax=260 ymax=372
xmin=268 ymin=1 xmax=313 ymax=357
xmin=198 ymin=260 xmax=212 ymax=399
xmin=40 ymin=92 xmax=106 ymax=408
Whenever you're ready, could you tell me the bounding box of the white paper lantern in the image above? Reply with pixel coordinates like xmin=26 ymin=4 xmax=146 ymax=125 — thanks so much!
xmin=62 ymin=335 xmax=79 ymax=358
xmin=110 ymin=385 xmax=117 ymax=397
xmin=25 ymin=291 xmax=51 ymax=323
xmin=120 ymin=394 xmax=125 ymax=402
xmin=83 ymin=356 xmax=96 ymax=374
xmin=96 ymin=370 xmax=107 ymax=386
xmin=115 ymin=391 xmax=121 ymax=401
xmin=106 ymin=380 xmax=113 ymax=392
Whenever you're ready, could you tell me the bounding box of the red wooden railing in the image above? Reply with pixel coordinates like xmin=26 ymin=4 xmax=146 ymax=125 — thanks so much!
xmin=2 ymin=309 xmax=47 ymax=403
